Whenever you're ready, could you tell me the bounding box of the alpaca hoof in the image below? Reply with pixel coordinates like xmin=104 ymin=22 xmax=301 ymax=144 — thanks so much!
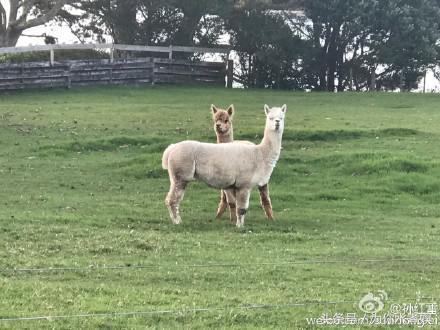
xmin=262 ymin=207 xmax=274 ymax=220
xmin=172 ymin=216 xmax=182 ymax=225
xmin=236 ymin=220 xmax=244 ymax=228
xmin=216 ymin=207 xmax=227 ymax=219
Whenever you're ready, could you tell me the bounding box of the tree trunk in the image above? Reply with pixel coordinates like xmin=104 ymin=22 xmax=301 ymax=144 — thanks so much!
xmin=336 ymin=47 xmax=345 ymax=92
xmin=318 ymin=42 xmax=328 ymax=91
xmin=1 ymin=0 xmax=71 ymax=48
xmin=112 ymin=0 xmax=138 ymax=44
xmin=326 ymin=24 xmax=340 ymax=92
xmin=312 ymin=23 xmax=327 ymax=91
xmin=0 ymin=28 xmax=21 ymax=47
xmin=172 ymin=13 xmax=203 ymax=46
xmin=248 ymin=54 xmax=253 ymax=87
xmin=318 ymin=60 xmax=327 ymax=91
xmin=348 ymin=67 xmax=354 ymax=91
xmin=370 ymin=68 xmax=376 ymax=91
xmin=399 ymin=70 xmax=405 ymax=92
xmin=327 ymin=52 xmax=336 ymax=92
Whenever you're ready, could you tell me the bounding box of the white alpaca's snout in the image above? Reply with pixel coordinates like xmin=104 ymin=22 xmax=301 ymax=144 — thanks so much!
xmin=267 ymin=116 xmax=284 ymax=132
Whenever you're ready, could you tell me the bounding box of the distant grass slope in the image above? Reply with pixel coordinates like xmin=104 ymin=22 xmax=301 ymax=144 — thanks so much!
xmin=1 ymin=86 xmax=440 ymax=329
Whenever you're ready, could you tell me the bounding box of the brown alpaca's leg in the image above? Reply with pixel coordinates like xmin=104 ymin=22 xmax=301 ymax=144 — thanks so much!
xmin=216 ymin=190 xmax=228 ymax=219
xmin=224 ymin=189 xmax=237 ymax=224
xmin=258 ymin=184 xmax=274 ymax=220
xmin=229 ymin=202 xmax=237 ymax=224
xmin=235 ymin=188 xmax=251 ymax=228
xmin=165 ymin=181 xmax=186 ymax=224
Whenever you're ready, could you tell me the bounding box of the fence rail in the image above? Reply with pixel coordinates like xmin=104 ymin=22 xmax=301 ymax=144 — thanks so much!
xmin=0 ymin=43 xmax=233 ymax=90
xmin=0 ymin=43 xmax=230 ymax=61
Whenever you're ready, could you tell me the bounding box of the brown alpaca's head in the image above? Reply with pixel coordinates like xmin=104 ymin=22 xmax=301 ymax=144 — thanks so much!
xmin=211 ymin=104 xmax=234 ymax=135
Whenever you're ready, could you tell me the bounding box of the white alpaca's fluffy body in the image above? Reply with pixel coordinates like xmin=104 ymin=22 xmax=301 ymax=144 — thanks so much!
xmin=162 ymin=105 xmax=286 ymax=227
xmin=163 ymin=141 xmax=274 ymax=189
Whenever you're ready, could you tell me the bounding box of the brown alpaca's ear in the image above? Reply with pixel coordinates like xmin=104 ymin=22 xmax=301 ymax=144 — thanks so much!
xmin=211 ymin=104 xmax=218 ymax=115
xmin=227 ymin=104 xmax=234 ymax=117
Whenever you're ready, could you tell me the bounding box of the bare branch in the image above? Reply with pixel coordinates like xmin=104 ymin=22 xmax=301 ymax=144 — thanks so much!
xmin=16 ymin=0 xmax=40 ymax=27
xmin=13 ymin=0 xmax=75 ymax=32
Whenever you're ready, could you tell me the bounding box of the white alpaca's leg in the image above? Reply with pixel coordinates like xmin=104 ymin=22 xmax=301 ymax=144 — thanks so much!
xmin=235 ymin=188 xmax=251 ymax=228
xmin=165 ymin=181 xmax=186 ymax=224
xmin=224 ymin=189 xmax=237 ymax=224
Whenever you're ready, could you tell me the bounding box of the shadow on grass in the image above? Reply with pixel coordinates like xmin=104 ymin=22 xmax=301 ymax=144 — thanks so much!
xmin=309 ymin=152 xmax=429 ymax=176
xmin=106 ymin=212 xmax=336 ymax=236
xmin=37 ymin=128 xmax=427 ymax=158
xmin=38 ymin=136 xmax=171 ymax=156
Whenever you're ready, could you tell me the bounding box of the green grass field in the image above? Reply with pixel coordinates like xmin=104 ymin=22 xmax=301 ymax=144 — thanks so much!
xmin=1 ymin=86 xmax=440 ymax=329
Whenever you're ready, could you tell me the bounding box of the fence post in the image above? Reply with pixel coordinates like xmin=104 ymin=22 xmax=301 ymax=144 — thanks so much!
xmin=110 ymin=48 xmax=114 ymax=63
xmin=226 ymin=59 xmax=233 ymax=88
xmin=20 ymin=65 xmax=24 ymax=86
xmin=49 ymin=49 xmax=55 ymax=66
xmin=66 ymin=65 xmax=71 ymax=89
xmin=151 ymin=57 xmax=155 ymax=85
xmin=169 ymin=45 xmax=173 ymax=60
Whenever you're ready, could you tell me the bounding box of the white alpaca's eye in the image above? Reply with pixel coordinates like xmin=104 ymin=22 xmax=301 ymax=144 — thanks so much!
xmin=270 ymin=117 xmax=274 ymax=120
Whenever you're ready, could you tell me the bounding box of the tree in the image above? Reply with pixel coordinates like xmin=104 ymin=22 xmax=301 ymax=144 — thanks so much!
xmin=297 ymin=0 xmax=371 ymax=91
xmin=297 ymin=0 xmax=440 ymax=91
xmin=56 ymin=0 xmax=440 ymax=92
xmin=0 ymin=0 xmax=76 ymax=47
xmin=227 ymin=8 xmax=305 ymax=89
xmin=67 ymin=0 xmax=230 ymax=46
xmin=363 ymin=0 xmax=440 ymax=91
xmin=64 ymin=0 xmax=141 ymax=44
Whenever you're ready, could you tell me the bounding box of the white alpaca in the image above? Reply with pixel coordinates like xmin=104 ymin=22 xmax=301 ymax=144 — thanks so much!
xmin=162 ymin=104 xmax=286 ymax=227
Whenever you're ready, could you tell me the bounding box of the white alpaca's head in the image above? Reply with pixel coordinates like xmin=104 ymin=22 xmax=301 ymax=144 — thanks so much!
xmin=264 ymin=104 xmax=286 ymax=133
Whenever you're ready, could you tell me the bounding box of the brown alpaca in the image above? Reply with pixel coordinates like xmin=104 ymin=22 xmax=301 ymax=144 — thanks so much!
xmin=211 ymin=104 xmax=274 ymax=222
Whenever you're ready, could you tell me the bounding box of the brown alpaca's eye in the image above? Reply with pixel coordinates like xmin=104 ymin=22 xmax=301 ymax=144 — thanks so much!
xmin=224 ymin=120 xmax=229 ymax=123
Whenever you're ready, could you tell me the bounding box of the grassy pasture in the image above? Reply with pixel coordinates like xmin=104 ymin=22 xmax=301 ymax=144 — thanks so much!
xmin=0 ymin=86 xmax=440 ymax=329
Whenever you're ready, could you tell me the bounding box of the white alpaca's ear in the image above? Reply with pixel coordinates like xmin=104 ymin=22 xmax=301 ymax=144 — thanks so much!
xmin=227 ymin=104 xmax=234 ymax=117
xmin=211 ymin=104 xmax=218 ymax=115
xmin=264 ymin=104 xmax=271 ymax=116
xmin=281 ymin=104 xmax=287 ymax=113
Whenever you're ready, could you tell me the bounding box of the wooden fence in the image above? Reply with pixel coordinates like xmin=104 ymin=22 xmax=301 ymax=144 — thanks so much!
xmin=0 ymin=44 xmax=233 ymax=90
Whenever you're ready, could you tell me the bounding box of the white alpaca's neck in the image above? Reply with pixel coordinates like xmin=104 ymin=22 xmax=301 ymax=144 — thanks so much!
xmin=259 ymin=127 xmax=283 ymax=168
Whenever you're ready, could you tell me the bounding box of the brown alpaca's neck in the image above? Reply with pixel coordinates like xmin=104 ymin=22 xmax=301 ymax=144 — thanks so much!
xmin=216 ymin=128 xmax=233 ymax=143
